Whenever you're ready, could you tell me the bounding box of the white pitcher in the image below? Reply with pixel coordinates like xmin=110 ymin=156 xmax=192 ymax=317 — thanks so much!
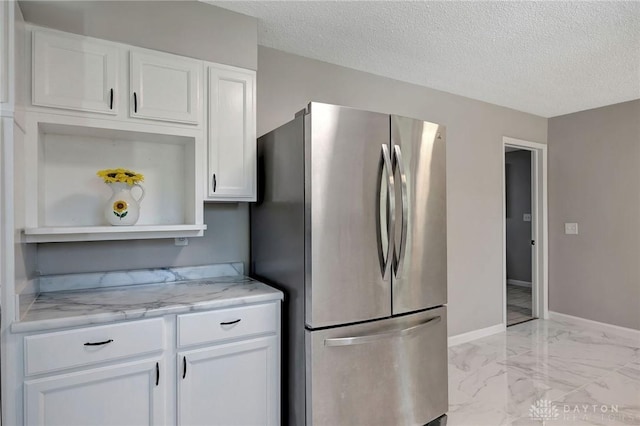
xmin=105 ymin=182 xmax=145 ymax=226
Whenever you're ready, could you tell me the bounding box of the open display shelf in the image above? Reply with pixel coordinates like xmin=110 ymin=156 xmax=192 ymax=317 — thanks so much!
xmin=24 ymin=117 xmax=205 ymax=242
xmin=23 ymin=224 xmax=206 ymax=243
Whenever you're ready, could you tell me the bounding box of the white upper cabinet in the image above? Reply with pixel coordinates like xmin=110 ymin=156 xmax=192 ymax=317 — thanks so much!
xmin=31 ymin=30 xmax=204 ymax=126
xmin=207 ymin=65 xmax=256 ymax=201
xmin=26 ymin=26 xmax=258 ymax=240
xmin=130 ymin=50 xmax=202 ymax=125
xmin=32 ymin=31 xmax=119 ymax=115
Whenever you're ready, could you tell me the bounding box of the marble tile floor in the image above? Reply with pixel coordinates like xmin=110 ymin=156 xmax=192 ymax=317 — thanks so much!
xmin=448 ymin=318 xmax=640 ymax=426
xmin=507 ymin=284 xmax=535 ymax=326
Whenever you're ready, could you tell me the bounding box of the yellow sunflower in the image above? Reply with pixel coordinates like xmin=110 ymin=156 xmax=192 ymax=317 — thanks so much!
xmin=97 ymin=168 xmax=144 ymax=185
xmin=113 ymin=200 xmax=128 ymax=213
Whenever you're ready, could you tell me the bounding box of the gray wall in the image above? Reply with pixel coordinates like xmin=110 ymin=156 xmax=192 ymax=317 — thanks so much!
xmin=257 ymin=47 xmax=548 ymax=336
xmin=24 ymin=2 xmax=257 ymax=275
xmin=548 ymin=100 xmax=640 ymax=330
xmin=505 ymin=150 xmax=532 ymax=283
xmin=18 ymin=1 xmax=257 ymax=69
xmin=37 ymin=203 xmax=249 ymax=275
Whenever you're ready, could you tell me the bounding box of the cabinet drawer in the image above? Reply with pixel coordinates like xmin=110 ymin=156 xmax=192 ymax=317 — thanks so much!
xmin=178 ymin=303 xmax=277 ymax=348
xmin=24 ymin=318 xmax=164 ymax=376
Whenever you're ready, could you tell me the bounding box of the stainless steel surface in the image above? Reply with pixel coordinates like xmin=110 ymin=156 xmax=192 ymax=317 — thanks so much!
xmin=377 ymin=144 xmax=396 ymax=281
xmin=306 ymin=103 xmax=392 ymax=328
xmin=307 ymin=307 xmax=448 ymax=426
xmin=251 ymin=116 xmax=307 ymax=425
xmin=323 ymin=315 xmax=440 ymax=347
xmin=392 ymin=144 xmax=408 ymax=279
xmin=391 ymin=116 xmax=447 ymax=315
xmin=295 ymin=106 xmax=309 ymax=118
xmin=251 ymin=103 xmax=449 ymax=426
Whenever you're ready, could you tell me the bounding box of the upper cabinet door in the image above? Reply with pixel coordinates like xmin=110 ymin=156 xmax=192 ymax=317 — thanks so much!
xmin=32 ymin=31 xmax=119 ymax=115
xmin=130 ymin=50 xmax=202 ymax=125
xmin=207 ymin=65 xmax=256 ymax=201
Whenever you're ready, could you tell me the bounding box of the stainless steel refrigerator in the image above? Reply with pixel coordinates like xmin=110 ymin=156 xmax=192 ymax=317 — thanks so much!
xmin=251 ymin=102 xmax=448 ymax=426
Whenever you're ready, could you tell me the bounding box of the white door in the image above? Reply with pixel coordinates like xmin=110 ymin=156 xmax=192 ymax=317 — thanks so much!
xmin=178 ymin=336 xmax=279 ymax=426
xmin=207 ymin=65 xmax=256 ymax=201
xmin=503 ymin=137 xmax=549 ymax=325
xmin=25 ymin=359 xmax=165 ymax=426
xmin=130 ymin=50 xmax=202 ymax=124
xmin=32 ymin=31 xmax=119 ymax=115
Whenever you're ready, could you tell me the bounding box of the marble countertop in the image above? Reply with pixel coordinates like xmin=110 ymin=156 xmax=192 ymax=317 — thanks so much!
xmin=13 ymin=276 xmax=283 ymax=333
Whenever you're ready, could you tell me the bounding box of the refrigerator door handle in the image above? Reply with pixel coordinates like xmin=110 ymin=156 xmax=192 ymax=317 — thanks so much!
xmin=377 ymin=144 xmax=396 ymax=280
xmin=393 ymin=145 xmax=408 ymax=279
xmin=324 ymin=316 xmax=441 ymax=347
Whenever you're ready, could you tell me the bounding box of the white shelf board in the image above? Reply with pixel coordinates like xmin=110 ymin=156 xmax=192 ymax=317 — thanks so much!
xmin=23 ymin=224 xmax=207 ymax=243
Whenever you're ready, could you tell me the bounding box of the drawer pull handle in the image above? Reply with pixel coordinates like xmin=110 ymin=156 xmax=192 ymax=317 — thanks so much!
xmin=324 ymin=316 xmax=441 ymax=347
xmin=83 ymin=339 xmax=114 ymax=346
xmin=220 ymin=319 xmax=241 ymax=326
xmin=182 ymin=356 xmax=187 ymax=379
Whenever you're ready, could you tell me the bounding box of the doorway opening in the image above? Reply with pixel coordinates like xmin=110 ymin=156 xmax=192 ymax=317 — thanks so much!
xmin=502 ymin=137 xmax=548 ymax=327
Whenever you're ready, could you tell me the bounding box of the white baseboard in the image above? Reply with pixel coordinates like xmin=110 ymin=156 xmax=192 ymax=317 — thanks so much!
xmin=549 ymin=311 xmax=640 ymax=341
xmin=448 ymin=323 xmax=506 ymax=347
xmin=507 ymin=279 xmax=532 ymax=288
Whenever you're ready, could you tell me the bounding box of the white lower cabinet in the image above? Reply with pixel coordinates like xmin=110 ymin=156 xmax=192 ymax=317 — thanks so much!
xmin=24 ymin=358 xmax=165 ymax=426
xmin=19 ymin=301 xmax=280 ymax=426
xmin=178 ymin=336 xmax=279 ymax=426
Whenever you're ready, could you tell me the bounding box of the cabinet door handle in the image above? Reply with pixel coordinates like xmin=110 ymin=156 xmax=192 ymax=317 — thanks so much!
xmin=220 ymin=319 xmax=241 ymax=326
xmin=83 ymin=339 xmax=113 ymax=346
xmin=155 ymin=362 xmax=159 ymax=386
xmin=109 ymin=88 xmax=114 ymax=110
xmin=133 ymin=92 xmax=138 ymax=113
xmin=212 ymin=173 xmax=217 ymax=192
xmin=182 ymin=356 xmax=187 ymax=379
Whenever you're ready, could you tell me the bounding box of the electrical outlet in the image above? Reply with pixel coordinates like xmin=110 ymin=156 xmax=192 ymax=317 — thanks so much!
xmin=523 ymin=213 xmax=531 ymax=222
xmin=175 ymin=237 xmax=189 ymax=246
xmin=564 ymin=223 xmax=579 ymax=235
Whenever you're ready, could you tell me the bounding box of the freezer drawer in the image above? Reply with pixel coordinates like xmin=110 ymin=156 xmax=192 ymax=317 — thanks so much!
xmin=306 ymin=307 xmax=448 ymax=426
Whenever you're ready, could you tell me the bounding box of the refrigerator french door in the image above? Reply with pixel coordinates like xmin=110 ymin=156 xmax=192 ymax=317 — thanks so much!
xmin=390 ymin=115 xmax=447 ymax=315
xmin=251 ymin=102 xmax=447 ymax=426
xmin=305 ymin=104 xmax=391 ymax=328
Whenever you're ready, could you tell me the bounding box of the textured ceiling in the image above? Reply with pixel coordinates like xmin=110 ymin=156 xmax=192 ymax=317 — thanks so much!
xmin=210 ymin=1 xmax=640 ymax=117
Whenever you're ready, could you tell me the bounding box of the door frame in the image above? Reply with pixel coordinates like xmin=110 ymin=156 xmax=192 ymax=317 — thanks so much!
xmin=502 ymin=136 xmax=549 ymax=326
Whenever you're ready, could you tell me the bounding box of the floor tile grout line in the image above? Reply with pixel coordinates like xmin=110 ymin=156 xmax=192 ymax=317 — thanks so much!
xmin=548 ymin=357 xmax=636 ymax=406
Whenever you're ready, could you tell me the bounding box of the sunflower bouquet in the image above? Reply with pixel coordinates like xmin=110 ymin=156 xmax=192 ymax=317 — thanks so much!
xmin=96 ymin=168 xmax=144 ymax=185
